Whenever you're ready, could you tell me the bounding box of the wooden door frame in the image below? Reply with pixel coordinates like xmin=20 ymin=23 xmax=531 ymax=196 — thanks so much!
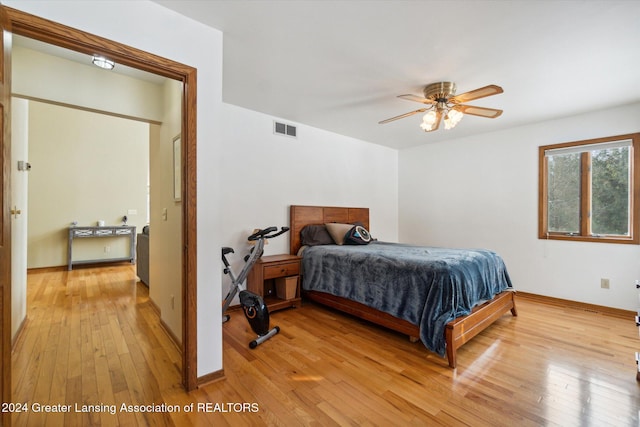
xmin=1 ymin=6 xmax=11 ymax=426
xmin=2 ymin=6 xmax=198 ymax=391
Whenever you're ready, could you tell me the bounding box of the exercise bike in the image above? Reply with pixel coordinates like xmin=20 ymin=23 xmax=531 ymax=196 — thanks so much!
xmin=221 ymin=226 xmax=289 ymax=349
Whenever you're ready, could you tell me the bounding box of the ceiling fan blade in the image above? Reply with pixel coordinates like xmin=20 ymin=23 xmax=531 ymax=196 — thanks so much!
xmin=378 ymin=108 xmax=428 ymax=124
xmin=450 ymin=84 xmax=503 ymax=104
xmin=398 ymin=94 xmax=436 ymax=105
xmin=456 ymin=104 xmax=503 ymax=118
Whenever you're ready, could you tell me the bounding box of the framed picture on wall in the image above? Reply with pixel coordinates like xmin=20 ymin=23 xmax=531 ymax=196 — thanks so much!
xmin=173 ymin=134 xmax=181 ymax=202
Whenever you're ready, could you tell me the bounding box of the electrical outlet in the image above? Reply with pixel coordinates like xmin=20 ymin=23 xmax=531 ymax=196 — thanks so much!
xmin=104 ymin=246 xmax=110 ymax=253
xmin=600 ymin=278 xmax=610 ymax=289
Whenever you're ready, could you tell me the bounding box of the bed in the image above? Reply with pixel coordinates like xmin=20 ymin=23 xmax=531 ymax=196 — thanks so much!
xmin=290 ymin=205 xmax=517 ymax=368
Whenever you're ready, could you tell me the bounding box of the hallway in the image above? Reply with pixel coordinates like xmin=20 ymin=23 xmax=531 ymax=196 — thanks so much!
xmin=12 ymin=265 xmax=179 ymax=426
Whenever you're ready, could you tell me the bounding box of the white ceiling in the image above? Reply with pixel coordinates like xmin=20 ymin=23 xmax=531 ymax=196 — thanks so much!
xmin=152 ymin=0 xmax=640 ymax=149
xmin=16 ymin=1 xmax=640 ymax=149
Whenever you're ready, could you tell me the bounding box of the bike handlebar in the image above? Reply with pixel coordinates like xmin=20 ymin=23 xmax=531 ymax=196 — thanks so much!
xmin=247 ymin=226 xmax=290 ymax=241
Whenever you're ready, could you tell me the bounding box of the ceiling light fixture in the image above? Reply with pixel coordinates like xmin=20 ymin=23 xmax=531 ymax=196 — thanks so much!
xmin=420 ymin=110 xmax=438 ymax=131
xmin=443 ymin=107 xmax=464 ymax=130
xmin=91 ymin=54 xmax=115 ymax=70
xmin=379 ymin=81 xmax=503 ymax=132
xmin=419 ymin=83 xmax=465 ymax=132
xmin=420 ymin=102 xmax=465 ymax=132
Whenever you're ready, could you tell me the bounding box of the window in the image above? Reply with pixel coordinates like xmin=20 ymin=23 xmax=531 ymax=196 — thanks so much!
xmin=539 ymin=133 xmax=640 ymax=244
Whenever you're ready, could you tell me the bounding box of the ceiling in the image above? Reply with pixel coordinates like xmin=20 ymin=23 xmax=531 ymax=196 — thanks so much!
xmin=13 ymin=35 xmax=168 ymax=85
xmin=21 ymin=1 xmax=637 ymax=150
xmin=151 ymin=0 xmax=640 ymax=149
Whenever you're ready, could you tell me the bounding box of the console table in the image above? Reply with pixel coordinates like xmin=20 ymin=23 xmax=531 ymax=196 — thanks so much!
xmin=68 ymin=225 xmax=136 ymax=270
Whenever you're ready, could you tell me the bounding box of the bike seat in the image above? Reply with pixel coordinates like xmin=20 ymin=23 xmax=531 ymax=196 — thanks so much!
xmin=222 ymin=247 xmax=234 ymax=255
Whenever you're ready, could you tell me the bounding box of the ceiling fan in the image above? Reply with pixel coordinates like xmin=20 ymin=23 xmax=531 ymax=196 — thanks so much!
xmin=379 ymin=82 xmax=503 ymax=132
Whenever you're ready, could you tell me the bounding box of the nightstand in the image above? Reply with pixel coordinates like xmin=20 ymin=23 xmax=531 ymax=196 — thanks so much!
xmin=247 ymin=254 xmax=302 ymax=312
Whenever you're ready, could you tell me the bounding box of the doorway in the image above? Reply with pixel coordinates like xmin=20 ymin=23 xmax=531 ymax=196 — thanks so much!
xmin=2 ymin=6 xmax=199 ymax=396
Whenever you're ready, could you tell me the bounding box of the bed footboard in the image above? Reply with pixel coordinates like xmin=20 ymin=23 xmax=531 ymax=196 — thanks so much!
xmin=445 ymin=290 xmax=517 ymax=368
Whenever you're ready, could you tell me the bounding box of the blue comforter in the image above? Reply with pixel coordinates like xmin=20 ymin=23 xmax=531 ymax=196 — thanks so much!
xmin=301 ymin=241 xmax=513 ymax=356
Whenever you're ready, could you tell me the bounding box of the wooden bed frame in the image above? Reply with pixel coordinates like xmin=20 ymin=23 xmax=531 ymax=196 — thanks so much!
xmin=290 ymin=205 xmax=517 ymax=368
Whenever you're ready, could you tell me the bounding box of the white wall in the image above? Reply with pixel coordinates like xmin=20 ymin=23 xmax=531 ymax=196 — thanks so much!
xmin=6 ymin=0 xmax=224 ymax=376
xmin=149 ymin=79 xmax=183 ymax=341
xmin=219 ymin=103 xmax=398 ymax=300
xmin=399 ymin=102 xmax=640 ymax=311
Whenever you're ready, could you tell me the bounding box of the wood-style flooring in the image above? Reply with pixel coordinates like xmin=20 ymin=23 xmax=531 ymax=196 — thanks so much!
xmin=11 ymin=265 xmax=640 ymax=426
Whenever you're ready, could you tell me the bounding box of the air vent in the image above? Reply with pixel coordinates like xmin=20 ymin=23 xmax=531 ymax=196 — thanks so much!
xmin=274 ymin=121 xmax=297 ymax=138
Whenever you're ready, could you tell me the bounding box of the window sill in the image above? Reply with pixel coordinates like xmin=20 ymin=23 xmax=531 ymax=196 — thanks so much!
xmin=539 ymin=233 xmax=638 ymax=245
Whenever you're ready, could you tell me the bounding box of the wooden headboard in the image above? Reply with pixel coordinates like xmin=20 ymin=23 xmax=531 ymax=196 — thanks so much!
xmin=289 ymin=205 xmax=370 ymax=255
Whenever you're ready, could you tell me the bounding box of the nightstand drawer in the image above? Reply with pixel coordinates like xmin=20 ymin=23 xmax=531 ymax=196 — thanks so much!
xmin=264 ymin=262 xmax=300 ymax=279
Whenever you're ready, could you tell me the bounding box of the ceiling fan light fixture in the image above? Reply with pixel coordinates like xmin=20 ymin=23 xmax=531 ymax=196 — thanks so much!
xmin=444 ymin=108 xmax=463 ymax=130
xmin=420 ymin=110 xmax=438 ymax=131
xmin=379 ymin=81 xmax=503 ymax=133
xmin=91 ymin=54 xmax=115 ymax=70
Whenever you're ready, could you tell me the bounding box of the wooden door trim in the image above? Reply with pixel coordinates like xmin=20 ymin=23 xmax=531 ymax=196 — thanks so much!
xmin=0 ymin=5 xmax=10 ymax=421
xmin=2 ymin=6 xmax=199 ymax=391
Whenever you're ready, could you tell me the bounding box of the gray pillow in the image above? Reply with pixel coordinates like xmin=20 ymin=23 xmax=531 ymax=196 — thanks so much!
xmin=300 ymin=224 xmax=334 ymax=246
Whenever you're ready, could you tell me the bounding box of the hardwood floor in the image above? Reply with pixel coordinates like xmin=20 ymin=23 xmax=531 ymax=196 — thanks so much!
xmin=12 ymin=265 xmax=640 ymax=426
